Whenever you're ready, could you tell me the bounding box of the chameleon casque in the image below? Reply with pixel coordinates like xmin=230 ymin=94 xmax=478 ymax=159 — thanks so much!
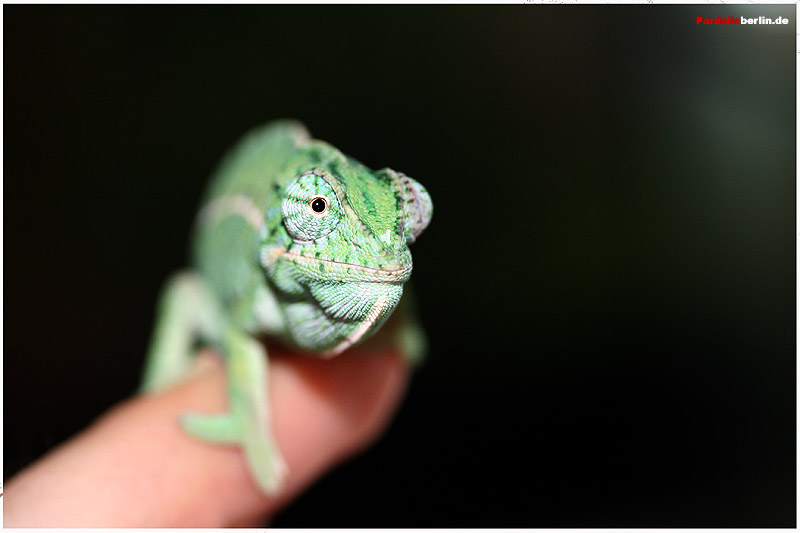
xmin=140 ymin=120 xmax=432 ymax=494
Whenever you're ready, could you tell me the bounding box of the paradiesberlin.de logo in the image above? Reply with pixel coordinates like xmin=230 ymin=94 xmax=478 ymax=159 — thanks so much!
xmin=697 ymin=16 xmax=789 ymax=25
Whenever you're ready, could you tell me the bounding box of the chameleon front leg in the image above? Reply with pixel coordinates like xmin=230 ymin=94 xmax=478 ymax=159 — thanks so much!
xmin=141 ymin=272 xmax=285 ymax=493
xmin=392 ymin=287 xmax=428 ymax=366
xmin=181 ymin=325 xmax=288 ymax=494
xmin=140 ymin=272 xmax=223 ymax=393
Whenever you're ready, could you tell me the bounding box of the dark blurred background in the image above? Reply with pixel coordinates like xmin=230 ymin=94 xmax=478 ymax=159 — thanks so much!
xmin=5 ymin=5 xmax=795 ymax=527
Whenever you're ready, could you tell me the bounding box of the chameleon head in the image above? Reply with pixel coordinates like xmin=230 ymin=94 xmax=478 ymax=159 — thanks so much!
xmin=261 ymin=165 xmax=432 ymax=356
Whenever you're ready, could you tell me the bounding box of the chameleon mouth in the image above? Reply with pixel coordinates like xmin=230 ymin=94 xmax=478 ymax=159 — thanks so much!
xmin=279 ymin=249 xmax=413 ymax=283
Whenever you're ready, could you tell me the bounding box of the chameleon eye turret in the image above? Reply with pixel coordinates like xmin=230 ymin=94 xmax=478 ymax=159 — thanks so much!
xmin=400 ymin=175 xmax=433 ymax=244
xmin=141 ymin=120 xmax=432 ymax=495
xmin=281 ymin=170 xmax=342 ymax=243
xmin=375 ymin=168 xmax=433 ymax=244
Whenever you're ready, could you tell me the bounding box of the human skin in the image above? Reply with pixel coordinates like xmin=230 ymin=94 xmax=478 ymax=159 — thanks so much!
xmin=5 ymin=347 xmax=409 ymax=527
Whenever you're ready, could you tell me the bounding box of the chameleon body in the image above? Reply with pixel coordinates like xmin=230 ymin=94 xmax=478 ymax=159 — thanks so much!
xmin=140 ymin=121 xmax=432 ymax=494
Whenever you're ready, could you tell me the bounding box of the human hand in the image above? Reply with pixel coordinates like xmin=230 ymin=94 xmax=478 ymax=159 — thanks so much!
xmin=5 ymin=347 xmax=409 ymax=527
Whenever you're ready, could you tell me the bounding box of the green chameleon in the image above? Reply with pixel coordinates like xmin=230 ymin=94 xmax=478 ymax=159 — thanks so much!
xmin=140 ymin=120 xmax=432 ymax=494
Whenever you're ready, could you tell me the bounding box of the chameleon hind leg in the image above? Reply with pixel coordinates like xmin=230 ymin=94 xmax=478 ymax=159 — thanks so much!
xmin=181 ymin=325 xmax=288 ymax=494
xmin=140 ymin=272 xmax=223 ymax=393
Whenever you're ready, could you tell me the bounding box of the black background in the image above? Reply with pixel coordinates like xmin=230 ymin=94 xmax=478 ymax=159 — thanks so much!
xmin=5 ymin=5 xmax=795 ymax=527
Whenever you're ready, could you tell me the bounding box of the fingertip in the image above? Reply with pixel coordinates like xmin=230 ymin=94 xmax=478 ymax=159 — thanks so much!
xmin=4 ymin=347 xmax=411 ymax=527
xmin=296 ymin=349 xmax=410 ymax=441
xmin=265 ymin=349 xmax=410 ymax=508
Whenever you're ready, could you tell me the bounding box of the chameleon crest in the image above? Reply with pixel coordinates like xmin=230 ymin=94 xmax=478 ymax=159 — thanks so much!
xmin=141 ymin=120 xmax=432 ymax=494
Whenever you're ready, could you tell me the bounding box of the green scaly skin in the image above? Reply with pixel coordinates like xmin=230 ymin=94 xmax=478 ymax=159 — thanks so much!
xmin=140 ymin=120 xmax=432 ymax=494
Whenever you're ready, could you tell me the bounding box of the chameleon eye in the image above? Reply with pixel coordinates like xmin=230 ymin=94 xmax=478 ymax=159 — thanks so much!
xmin=401 ymin=175 xmax=432 ymax=243
xmin=310 ymin=197 xmax=328 ymax=214
xmin=377 ymin=168 xmax=433 ymax=244
xmin=282 ymin=171 xmax=341 ymax=242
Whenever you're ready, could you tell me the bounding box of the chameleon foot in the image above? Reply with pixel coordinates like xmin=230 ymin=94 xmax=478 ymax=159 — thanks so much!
xmin=181 ymin=411 xmax=288 ymax=494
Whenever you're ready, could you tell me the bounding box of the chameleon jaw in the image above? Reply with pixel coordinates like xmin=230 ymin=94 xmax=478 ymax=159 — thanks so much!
xmin=262 ymin=246 xmax=413 ymax=284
